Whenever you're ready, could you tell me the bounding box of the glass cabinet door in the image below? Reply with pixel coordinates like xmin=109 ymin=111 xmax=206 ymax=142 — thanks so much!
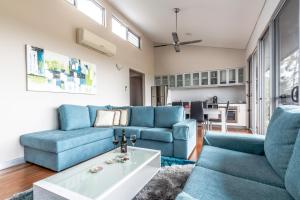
xmin=176 ymin=74 xmax=183 ymax=87
xmin=169 ymin=75 xmax=176 ymax=88
xmin=238 ymin=68 xmax=244 ymax=83
xmin=162 ymin=76 xmax=168 ymax=86
xmin=193 ymin=73 xmax=200 ymax=86
xmin=155 ymin=76 xmax=161 ymax=86
xmin=201 ymin=72 xmax=209 ymax=85
xmin=220 ymin=70 xmax=227 ymax=84
xmin=210 ymin=71 xmax=218 ymax=85
xmin=184 ymin=74 xmax=191 ymax=87
xmin=229 ymin=69 xmax=236 ymax=84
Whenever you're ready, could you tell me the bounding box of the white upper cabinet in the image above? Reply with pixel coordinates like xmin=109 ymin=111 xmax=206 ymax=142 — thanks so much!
xmin=192 ymin=73 xmax=200 ymax=86
xmin=184 ymin=74 xmax=192 ymax=87
xmin=162 ymin=75 xmax=168 ymax=86
xmin=220 ymin=70 xmax=227 ymax=85
xmin=155 ymin=67 xmax=244 ymax=89
xmin=210 ymin=71 xmax=218 ymax=85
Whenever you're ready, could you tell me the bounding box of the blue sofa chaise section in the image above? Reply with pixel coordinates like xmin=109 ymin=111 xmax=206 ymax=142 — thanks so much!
xmin=20 ymin=104 xmax=197 ymax=171
xmin=176 ymin=106 xmax=300 ymax=200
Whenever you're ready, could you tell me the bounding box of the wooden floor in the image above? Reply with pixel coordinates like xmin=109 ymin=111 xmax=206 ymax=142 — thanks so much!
xmin=0 ymin=127 xmax=251 ymax=199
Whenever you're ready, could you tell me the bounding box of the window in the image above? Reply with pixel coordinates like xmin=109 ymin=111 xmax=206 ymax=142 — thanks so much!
xmin=128 ymin=30 xmax=140 ymax=48
xmin=112 ymin=17 xmax=127 ymax=40
xmin=112 ymin=16 xmax=141 ymax=48
xmin=70 ymin=0 xmax=105 ymax=25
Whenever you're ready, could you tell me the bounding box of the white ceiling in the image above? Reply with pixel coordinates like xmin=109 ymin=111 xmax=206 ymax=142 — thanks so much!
xmin=108 ymin=0 xmax=266 ymax=49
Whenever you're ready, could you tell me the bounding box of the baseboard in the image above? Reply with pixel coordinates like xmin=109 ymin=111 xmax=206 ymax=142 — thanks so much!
xmin=0 ymin=157 xmax=25 ymax=171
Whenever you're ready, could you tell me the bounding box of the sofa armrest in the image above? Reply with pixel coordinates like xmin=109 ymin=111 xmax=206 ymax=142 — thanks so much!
xmin=173 ymin=119 xmax=197 ymax=140
xmin=204 ymin=132 xmax=265 ymax=155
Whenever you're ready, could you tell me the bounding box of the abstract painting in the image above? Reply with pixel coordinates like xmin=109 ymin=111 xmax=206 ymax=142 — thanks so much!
xmin=26 ymin=45 xmax=96 ymax=94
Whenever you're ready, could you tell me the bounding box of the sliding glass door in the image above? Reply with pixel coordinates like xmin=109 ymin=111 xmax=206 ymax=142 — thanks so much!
xmin=275 ymin=0 xmax=300 ymax=106
xmin=249 ymin=0 xmax=300 ymax=134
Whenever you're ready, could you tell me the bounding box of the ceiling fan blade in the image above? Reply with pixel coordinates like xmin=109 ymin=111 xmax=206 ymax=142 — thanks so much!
xmin=174 ymin=45 xmax=180 ymax=52
xmin=172 ymin=32 xmax=179 ymax=43
xmin=153 ymin=44 xmax=173 ymax=48
xmin=180 ymin=40 xmax=202 ymax=45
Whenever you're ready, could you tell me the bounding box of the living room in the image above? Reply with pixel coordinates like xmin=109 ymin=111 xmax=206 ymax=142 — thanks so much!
xmin=1 ymin=0 xmax=300 ymax=200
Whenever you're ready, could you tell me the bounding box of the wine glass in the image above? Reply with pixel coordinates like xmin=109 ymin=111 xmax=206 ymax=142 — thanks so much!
xmin=130 ymin=135 xmax=137 ymax=148
xmin=113 ymin=135 xmax=119 ymax=152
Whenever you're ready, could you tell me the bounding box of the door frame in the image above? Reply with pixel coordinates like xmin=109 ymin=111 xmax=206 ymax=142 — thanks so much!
xmin=129 ymin=69 xmax=145 ymax=106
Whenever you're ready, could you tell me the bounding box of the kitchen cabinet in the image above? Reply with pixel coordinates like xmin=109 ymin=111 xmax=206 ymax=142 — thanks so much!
xmin=210 ymin=71 xmax=218 ymax=85
xmin=238 ymin=68 xmax=244 ymax=83
xmin=176 ymin=74 xmax=183 ymax=87
xmin=155 ymin=67 xmax=245 ymax=89
xmin=217 ymin=103 xmax=247 ymax=127
xmin=162 ymin=75 xmax=168 ymax=86
xmin=229 ymin=69 xmax=236 ymax=84
xmin=169 ymin=75 xmax=176 ymax=88
xmin=155 ymin=76 xmax=161 ymax=86
xmin=201 ymin=72 xmax=209 ymax=85
xmin=220 ymin=70 xmax=227 ymax=84
xmin=192 ymin=73 xmax=200 ymax=86
xmin=184 ymin=74 xmax=191 ymax=87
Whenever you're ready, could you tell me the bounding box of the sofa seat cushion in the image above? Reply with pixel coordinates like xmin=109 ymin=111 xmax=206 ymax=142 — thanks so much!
xmin=141 ymin=128 xmax=173 ymax=143
xmin=130 ymin=106 xmax=154 ymax=127
xmin=154 ymin=106 xmax=184 ymax=128
xmin=20 ymin=127 xmax=114 ymax=153
xmin=265 ymin=106 xmax=300 ymax=179
xmin=114 ymin=126 xmax=148 ymax=138
xmin=197 ymin=146 xmax=284 ymax=188
xmin=179 ymin=166 xmax=293 ymax=200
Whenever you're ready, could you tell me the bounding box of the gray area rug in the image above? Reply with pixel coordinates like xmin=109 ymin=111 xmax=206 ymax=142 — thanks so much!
xmin=8 ymin=164 xmax=194 ymax=200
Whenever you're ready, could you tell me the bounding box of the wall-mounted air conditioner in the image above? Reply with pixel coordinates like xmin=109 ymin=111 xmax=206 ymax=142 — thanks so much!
xmin=76 ymin=28 xmax=116 ymax=57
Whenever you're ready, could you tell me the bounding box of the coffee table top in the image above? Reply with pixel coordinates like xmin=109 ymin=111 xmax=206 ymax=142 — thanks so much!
xmin=34 ymin=147 xmax=160 ymax=199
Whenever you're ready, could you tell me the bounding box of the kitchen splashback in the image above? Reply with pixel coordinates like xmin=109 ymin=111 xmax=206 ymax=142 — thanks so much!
xmin=170 ymin=85 xmax=246 ymax=103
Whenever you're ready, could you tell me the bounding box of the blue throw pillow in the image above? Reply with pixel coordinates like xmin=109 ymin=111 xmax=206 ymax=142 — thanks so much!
xmin=130 ymin=106 xmax=154 ymax=127
xmin=58 ymin=105 xmax=91 ymax=131
xmin=155 ymin=106 xmax=184 ymax=128
xmin=264 ymin=106 xmax=300 ymax=179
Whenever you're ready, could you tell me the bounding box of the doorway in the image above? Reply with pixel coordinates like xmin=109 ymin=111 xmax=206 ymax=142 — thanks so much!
xmin=129 ymin=69 xmax=145 ymax=106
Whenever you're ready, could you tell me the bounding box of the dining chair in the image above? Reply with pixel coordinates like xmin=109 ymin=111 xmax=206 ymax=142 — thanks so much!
xmin=190 ymin=101 xmax=208 ymax=133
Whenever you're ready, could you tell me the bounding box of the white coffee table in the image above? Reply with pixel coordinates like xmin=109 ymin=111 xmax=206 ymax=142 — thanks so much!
xmin=33 ymin=146 xmax=161 ymax=200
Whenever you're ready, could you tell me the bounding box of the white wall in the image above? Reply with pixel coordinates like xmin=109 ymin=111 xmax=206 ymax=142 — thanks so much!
xmin=154 ymin=45 xmax=246 ymax=103
xmin=246 ymin=0 xmax=282 ymax=57
xmin=0 ymin=0 xmax=154 ymax=164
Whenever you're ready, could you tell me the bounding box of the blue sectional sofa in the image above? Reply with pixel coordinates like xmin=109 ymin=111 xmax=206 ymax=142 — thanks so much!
xmin=20 ymin=104 xmax=196 ymax=171
xmin=176 ymin=106 xmax=300 ymax=200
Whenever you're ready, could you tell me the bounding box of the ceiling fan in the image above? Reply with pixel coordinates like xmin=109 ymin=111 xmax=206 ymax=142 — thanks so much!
xmin=153 ymin=8 xmax=202 ymax=52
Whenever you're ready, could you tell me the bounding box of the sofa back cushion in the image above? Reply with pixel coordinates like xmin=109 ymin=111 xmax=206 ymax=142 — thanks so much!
xmin=264 ymin=106 xmax=300 ymax=179
xmin=155 ymin=106 xmax=184 ymax=128
xmin=87 ymin=105 xmax=109 ymax=126
xmin=285 ymin=130 xmax=300 ymax=200
xmin=130 ymin=106 xmax=154 ymax=127
xmin=58 ymin=104 xmax=90 ymax=131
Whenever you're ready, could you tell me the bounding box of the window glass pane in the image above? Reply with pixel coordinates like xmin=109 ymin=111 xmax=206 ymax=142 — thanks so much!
xmin=128 ymin=30 xmax=140 ymax=48
xmin=277 ymin=0 xmax=299 ymax=105
xmin=262 ymin=30 xmax=271 ymax=132
xmin=77 ymin=0 xmax=104 ymax=25
xmin=112 ymin=17 xmax=127 ymax=40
